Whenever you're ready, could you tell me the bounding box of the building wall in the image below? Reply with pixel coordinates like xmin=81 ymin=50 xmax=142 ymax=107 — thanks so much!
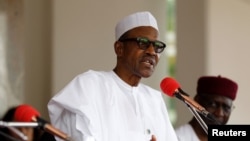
xmin=175 ymin=0 xmax=250 ymax=127
xmin=207 ymin=0 xmax=250 ymax=124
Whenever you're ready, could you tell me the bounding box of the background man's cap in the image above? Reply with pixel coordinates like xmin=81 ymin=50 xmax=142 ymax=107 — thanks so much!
xmin=197 ymin=75 xmax=238 ymax=100
xmin=115 ymin=11 xmax=158 ymax=41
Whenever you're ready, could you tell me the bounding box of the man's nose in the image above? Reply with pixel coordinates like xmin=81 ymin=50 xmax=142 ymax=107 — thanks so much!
xmin=145 ymin=44 xmax=157 ymax=55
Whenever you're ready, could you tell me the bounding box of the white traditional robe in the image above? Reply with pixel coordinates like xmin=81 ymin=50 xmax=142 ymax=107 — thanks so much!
xmin=48 ymin=70 xmax=178 ymax=141
xmin=175 ymin=123 xmax=200 ymax=141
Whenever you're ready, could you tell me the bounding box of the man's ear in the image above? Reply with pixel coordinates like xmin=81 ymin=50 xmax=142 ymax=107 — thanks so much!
xmin=114 ymin=41 xmax=124 ymax=57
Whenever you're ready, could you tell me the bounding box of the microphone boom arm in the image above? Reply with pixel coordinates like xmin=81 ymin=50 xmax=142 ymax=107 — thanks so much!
xmin=0 ymin=121 xmax=39 ymax=127
xmin=176 ymin=90 xmax=218 ymax=122
xmin=174 ymin=92 xmax=208 ymax=134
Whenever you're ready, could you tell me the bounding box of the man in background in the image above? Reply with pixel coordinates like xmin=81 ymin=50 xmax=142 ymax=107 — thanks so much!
xmin=175 ymin=75 xmax=238 ymax=141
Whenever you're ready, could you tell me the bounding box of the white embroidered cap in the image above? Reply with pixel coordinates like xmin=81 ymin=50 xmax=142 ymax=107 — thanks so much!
xmin=115 ymin=11 xmax=159 ymax=41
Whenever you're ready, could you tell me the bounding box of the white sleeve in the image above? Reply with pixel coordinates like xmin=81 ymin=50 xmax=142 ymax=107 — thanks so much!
xmin=48 ymin=101 xmax=97 ymax=141
xmin=47 ymin=73 xmax=99 ymax=141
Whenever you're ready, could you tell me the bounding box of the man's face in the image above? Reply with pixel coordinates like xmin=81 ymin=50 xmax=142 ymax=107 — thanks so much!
xmin=196 ymin=94 xmax=234 ymax=125
xmin=116 ymin=26 xmax=163 ymax=78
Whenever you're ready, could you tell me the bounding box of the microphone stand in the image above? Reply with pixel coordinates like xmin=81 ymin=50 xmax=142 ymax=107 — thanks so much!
xmin=175 ymin=93 xmax=208 ymax=134
xmin=0 ymin=121 xmax=39 ymax=141
xmin=183 ymin=101 xmax=208 ymax=134
xmin=0 ymin=121 xmax=73 ymax=141
xmin=0 ymin=121 xmax=39 ymax=127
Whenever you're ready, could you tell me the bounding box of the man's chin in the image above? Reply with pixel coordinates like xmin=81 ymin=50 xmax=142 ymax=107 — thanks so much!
xmin=140 ymin=70 xmax=154 ymax=78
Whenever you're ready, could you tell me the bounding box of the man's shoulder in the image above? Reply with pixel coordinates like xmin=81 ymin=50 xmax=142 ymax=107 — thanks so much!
xmin=175 ymin=123 xmax=200 ymax=141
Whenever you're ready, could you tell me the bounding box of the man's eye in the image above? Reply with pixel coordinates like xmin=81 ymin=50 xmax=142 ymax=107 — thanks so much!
xmin=223 ymin=105 xmax=231 ymax=112
xmin=138 ymin=41 xmax=149 ymax=47
xmin=206 ymin=101 xmax=217 ymax=108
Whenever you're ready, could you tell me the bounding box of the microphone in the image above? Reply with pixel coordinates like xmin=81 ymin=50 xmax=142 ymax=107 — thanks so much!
xmin=14 ymin=104 xmax=72 ymax=141
xmin=0 ymin=122 xmax=28 ymax=141
xmin=160 ymin=77 xmax=216 ymax=121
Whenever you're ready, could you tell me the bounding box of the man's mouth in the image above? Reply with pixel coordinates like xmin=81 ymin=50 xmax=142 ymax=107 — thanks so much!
xmin=141 ymin=57 xmax=155 ymax=66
